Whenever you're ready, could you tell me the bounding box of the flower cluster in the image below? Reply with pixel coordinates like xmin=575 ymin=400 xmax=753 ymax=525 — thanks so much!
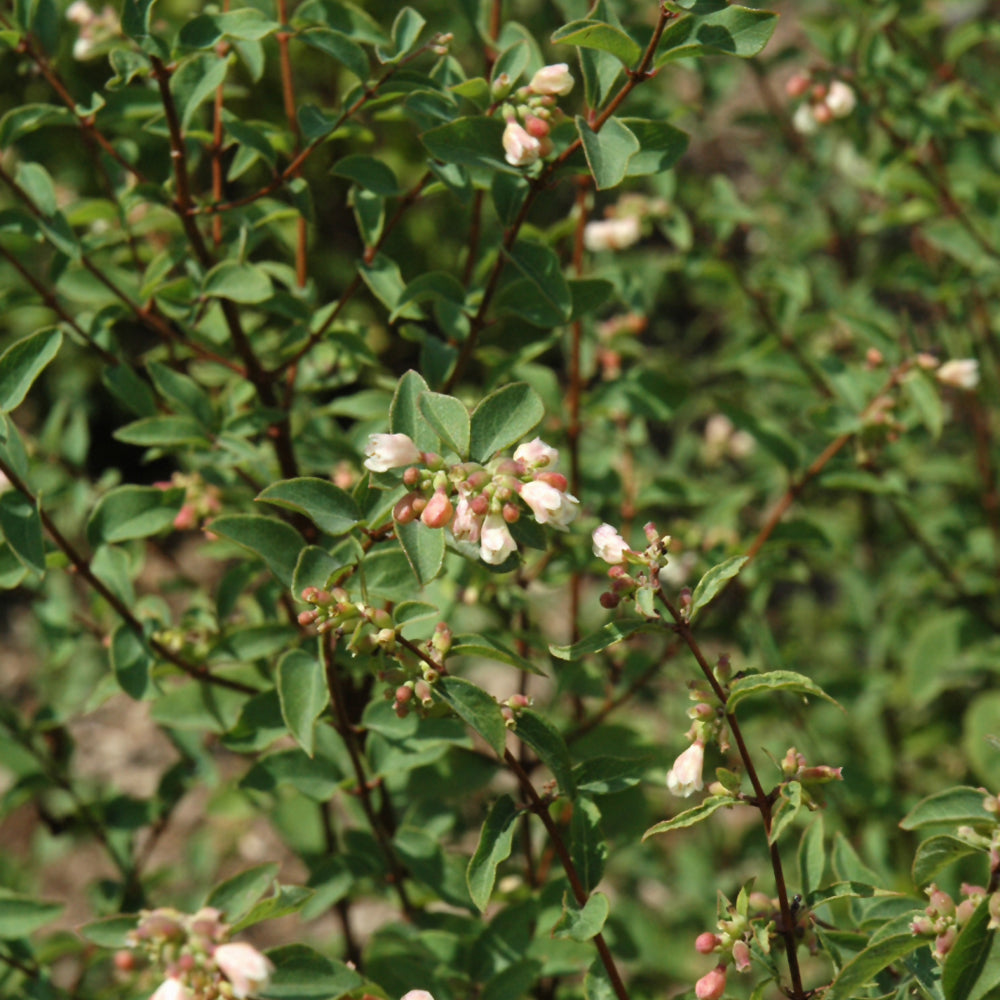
xmin=910 ymin=883 xmax=992 ymax=961
xmin=365 ymin=433 xmax=579 ymax=565
xmin=592 ymin=521 xmax=672 ymax=609
xmin=933 ymin=357 xmax=980 ymax=390
xmin=693 ymin=892 xmax=781 ymax=999
xmin=66 ymin=0 xmax=120 ymax=59
xmin=125 ymin=907 xmax=273 ymax=1000
xmin=583 ymin=194 xmax=667 ymax=252
xmin=155 ymin=472 xmax=222 ymax=531
xmin=786 ymin=71 xmax=857 ymax=134
xmin=497 ymin=64 xmax=574 ymax=167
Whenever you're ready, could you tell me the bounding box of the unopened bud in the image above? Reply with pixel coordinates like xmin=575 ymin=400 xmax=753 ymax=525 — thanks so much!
xmin=600 ymin=592 xmax=620 ymax=609
xmin=732 ymin=939 xmax=751 ymax=971
xmin=695 ymin=932 xmax=719 ymax=954
xmin=785 ymin=71 xmax=811 ymax=97
xmin=502 ymin=502 xmax=520 ymax=523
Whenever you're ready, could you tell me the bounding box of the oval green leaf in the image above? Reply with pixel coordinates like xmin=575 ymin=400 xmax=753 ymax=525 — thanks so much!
xmin=257 ymin=478 xmax=362 ymax=536
xmin=469 ymin=382 xmax=545 ymax=462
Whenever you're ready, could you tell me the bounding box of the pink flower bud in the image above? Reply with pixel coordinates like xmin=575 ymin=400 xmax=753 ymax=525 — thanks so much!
xmin=732 ymin=939 xmax=752 ymax=971
xmin=592 ymin=523 xmax=630 ymax=564
xmin=298 ymin=610 xmax=319 ymax=626
xmin=394 ymin=493 xmax=420 ymax=524
xmin=798 ymin=765 xmax=843 ymax=783
xmin=502 ymin=502 xmax=521 ymax=523
xmin=364 ymin=433 xmax=422 ymax=473
xmin=695 ymin=964 xmax=727 ymax=1000
xmin=395 ymin=686 xmax=413 ymax=703
xmin=933 ymin=927 xmax=956 ymax=960
xmin=213 ymin=942 xmax=274 ymax=999
xmin=524 ymin=116 xmax=550 ymax=138
xmin=599 ymin=592 xmax=620 ymax=609
xmin=666 ymin=741 xmax=705 ymax=798
xmin=695 ymin=932 xmax=720 ymax=954
xmin=784 ymin=71 xmax=811 ymax=97
xmin=513 ymin=438 xmax=559 ymax=468
xmin=583 ymin=216 xmax=641 ymax=252
xmin=910 ymin=915 xmax=935 ymax=936
xmin=421 ymin=489 xmax=454 ymax=528
xmin=536 ymin=471 xmax=568 ymax=491
xmin=502 ymin=120 xmax=541 ymax=167
xmin=529 ymin=63 xmax=574 ymax=96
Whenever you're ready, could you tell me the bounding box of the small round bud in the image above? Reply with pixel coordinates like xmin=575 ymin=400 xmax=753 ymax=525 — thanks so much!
xmin=600 ymin=592 xmax=620 ymax=609
xmin=502 ymin=502 xmax=520 ymax=523
xmin=785 ymin=71 xmax=811 ymax=97
xmin=695 ymin=932 xmax=720 ymax=954
xmin=395 ymin=685 xmax=413 ymax=704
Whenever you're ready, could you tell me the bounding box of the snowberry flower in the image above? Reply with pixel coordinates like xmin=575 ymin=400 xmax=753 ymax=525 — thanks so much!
xmin=400 ymin=992 xmax=436 ymax=1000
xmin=502 ymin=121 xmax=542 ymax=167
xmin=666 ymin=740 xmax=705 ymax=798
xmin=824 ymin=80 xmax=857 ymax=118
xmin=520 ymin=480 xmax=578 ymax=529
xmin=592 ymin=523 xmax=630 ymax=564
xmin=936 ymin=358 xmax=979 ymax=390
xmin=213 ymin=942 xmax=274 ymax=999
xmin=452 ymin=496 xmax=483 ymax=543
xmin=513 ymin=437 xmax=559 ymax=468
xmin=66 ymin=0 xmax=93 ymax=23
xmin=529 ymin=63 xmax=574 ymax=96
xmin=364 ymin=433 xmax=421 ymax=472
xmin=421 ymin=489 xmax=454 ymax=528
xmin=480 ymin=511 xmax=518 ymax=565
xmin=150 ymin=980 xmax=193 ymax=1000
xmin=583 ymin=216 xmax=642 ymax=252
xmin=695 ymin=964 xmax=727 ymax=1000
xmin=792 ymin=102 xmax=819 ymax=134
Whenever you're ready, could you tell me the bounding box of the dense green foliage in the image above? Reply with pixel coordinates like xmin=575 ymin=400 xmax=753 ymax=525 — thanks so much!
xmin=0 ymin=1 xmax=999 ymax=999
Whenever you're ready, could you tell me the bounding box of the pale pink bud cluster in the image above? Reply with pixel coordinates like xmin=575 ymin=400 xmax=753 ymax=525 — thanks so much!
xmin=367 ymin=432 xmax=578 ymax=565
xmin=155 ymin=472 xmax=222 ymax=532
xmin=126 ymin=906 xmax=272 ymax=1000
xmin=498 ymin=64 xmax=574 ymax=167
xmin=777 ymin=746 xmax=843 ymax=808
xmin=583 ymin=215 xmax=641 ymax=253
xmin=381 ymin=623 xmax=451 ymax=717
xmin=911 ymin=883 xmax=993 ymax=961
xmin=703 ymin=414 xmax=755 ymax=464
xmin=789 ymin=71 xmax=858 ymax=133
xmin=593 ymin=521 xmax=672 ymax=610
xmin=66 ymin=1 xmax=120 ymax=59
xmin=693 ymin=897 xmax=767 ymax=993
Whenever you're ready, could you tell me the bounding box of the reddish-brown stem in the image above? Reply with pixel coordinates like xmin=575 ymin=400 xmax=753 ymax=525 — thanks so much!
xmin=211 ymin=2 xmax=231 ymax=246
xmin=504 ymin=750 xmax=631 ymax=1000
xmin=659 ymin=597 xmax=805 ymax=1000
xmin=0 ymin=457 xmax=256 ymax=695
xmin=276 ymin=0 xmax=308 ymax=287
xmin=322 ymin=635 xmax=414 ymax=916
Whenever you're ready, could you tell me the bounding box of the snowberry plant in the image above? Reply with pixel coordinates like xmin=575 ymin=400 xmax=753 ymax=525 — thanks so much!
xmin=0 ymin=0 xmax=998 ymax=999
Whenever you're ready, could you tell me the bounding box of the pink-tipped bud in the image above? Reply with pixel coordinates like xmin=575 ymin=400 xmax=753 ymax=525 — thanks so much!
xmin=415 ymin=680 xmax=433 ymax=705
xmin=695 ymin=932 xmax=720 ymax=955
xmin=403 ymin=467 xmax=421 ymax=487
xmin=471 ymin=494 xmax=490 ymax=516
xmin=732 ymin=940 xmax=751 ymax=971
xmin=395 ymin=685 xmax=413 ymax=704
xmin=524 ymin=116 xmax=550 ymax=138
xmin=394 ymin=493 xmax=420 ymax=525
xmin=508 ymin=693 xmax=530 ymax=709
xmin=910 ymin=915 xmax=935 ymax=936
xmin=536 ymin=471 xmax=568 ymax=491
xmin=812 ymin=101 xmax=833 ymax=124
xmin=695 ymin=965 xmax=727 ymax=1000
xmin=785 ymin=71 xmax=811 ymax=97
xmin=502 ymin=502 xmax=520 ymax=523
xmin=421 ymin=489 xmax=454 ymax=529
xmin=799 ymin=765 xmax=843 ymax=783
xmin=298 ymin=610 xmax=319 ymax=626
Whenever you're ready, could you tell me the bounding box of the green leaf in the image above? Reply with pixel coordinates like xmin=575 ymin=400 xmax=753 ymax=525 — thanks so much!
xmin=805 ymin=880 xmax=899 ymax=909
xmin=570 ymin=797 xmax=607 ymax=893
xmin=114 ymin=415 xmax=211 ymax=447
xmin=173 ymin=53 xmax=230 ymax=131
xmin=655 ymin=5 xmax=778 ymax=64
xmin=575 ymin=116 xmax=640 ymax=190
xmin=231 ymin=884 xmax=315 ymax=934
xmin=277 ymin=649 xmax=329 ymax=757
xmin=264 ymin=943 xmax=363 ymax=998
xmin=333 ymin=154 xmax=400 ymax=195
xmin=642 ymin=795 xmax=733 ymax=839
xmin=121 ymin=0 xmax=156 ymax=39
xmin=469 ymin=382 xmax=545 ymax=462
xmin=110 ymin=623 xmax=155 ymax=700
xmin=0 ymin=103 xmax=74 ymax=148
xmin=558 ymin=890 xmax=610 ymax=942
xmin=86 ymin=485 xmax=184 ymax=546
xmin=798 ymin=815 xmax=825 ymax=896
xmin=0 ymin=890 xmax=64 ymax=938
xmin=17 ymin=161 xmax=57 ymax=216
xmin=689 ymin=555 xmax=747 ymax=620
xmin=396 ymin=519 xmax=445 ymax=585
xmin=257 ymin=478 xmax=362 ymax=536
xmin=573 ymin=757 xmax=648 ymax=795
xmin=514 ymin=709 xmax=575 ymax=798
xmin=147 ymin=361 xmax=215 ymax=429
xmin=389 ymin=369 xmax=438 ymax=451
xmin=209 ymin=515 xmax=304 ymax=587
xmin=178 ymin=9 xmax=281 ymax=47
xmin=500 ymin=241 xmax=572 ymax=326
xmin=467 ymin=794 xmax=519 ymax=912
xmin=417 ymin=390 xmax=471 ymax=458
xmin=768 ymin=780 xmax=802 ymax=845
xmin=905 ymin=370 xmax=945 ymax=439
xmin=0 ymin=489 xmax=44 ymax=575
xmin=434 ymin=676 xmax=506 ymax=757
xmin=0 ymin=327 xmax=62 ymax=413
xmin=241 ymin=748 xmax=341 ymax=800
xmin=78 ymin=915 xmax=139 ymax=948
xmin=899 ymin=786 xmax=996 ymax=830
xmin=450 ymin=633 xmax=546 ymax=676
xmin=912 ymin=835 xmax=980 ymax=888
xmin=551 ymin=19 xmax=642 ymax=65
xmin=393 ymin=272 xmax=467 ymax=324
xmin=377 ymin=6 xmax=425 ymax=62
xmin=826 ymin=934 xmax=928 ymax=1000
xmin=203 ymin=260 xmax=274 ymax=304
xmin=942 ymin=896 xmax=1000 ymax=1000
xmin=622 ymin=118 xmax=689 ymax=176
xmin=206 ymin=864 xmax=279 ymax=921
xmin=727 ymin=670 xmax=841 ymax=713
xmin=421 ymin=116 xmax=509 ymax=171
xmin=585 ymin=958 xmax=615 ymax=1000
xmin=299 ymin=28 xmax=369 ymax=82
xmin=550 ymin=620 xmax=660 ymax=660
